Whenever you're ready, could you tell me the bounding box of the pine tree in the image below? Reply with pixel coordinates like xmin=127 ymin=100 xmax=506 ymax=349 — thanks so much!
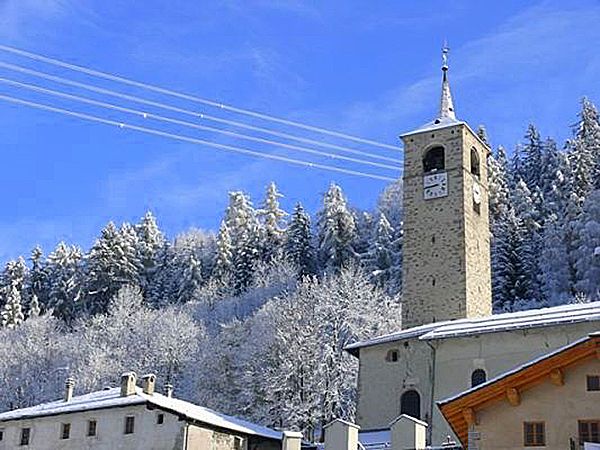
xmin=213 ymin=222 xmax=233 ymax=283
xmin=27 ymin=246 xmax=48 ymax=310
xmin=567 ymin=98 xmax=600 ymax=198
xmin=573 ymin=189 xmax=600 ymax=300
xmin=521 ymin=124 xmax=545 ymax=192
xmin=135 ymin=211 xmax=166 ymax=290
xmin=28 ymin=294 xmax=41 ymax=318
xmin=1 ymin=285 xmax=25 ymax=328
xmin=285 ymin=203 xmax=316 ymax=277
xmin=316 ymin=183 xmax=358 ymax=271
xmin=365 ymin=213 xmax=400 ymax=291
xmin=225 ymin=192 xmax=260 ymax=293
xmin=257 ymin=182 xmax=287 ymax=261
xmin=45 ymin=242 xmax=83 ymax=322
xmin=539 ymin=214 xmax=571 ymax=305
xmin=84 ymin=222 xmax=142 ymax=315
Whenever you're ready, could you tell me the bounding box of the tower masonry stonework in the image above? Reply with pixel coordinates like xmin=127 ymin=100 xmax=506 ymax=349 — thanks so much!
xmin=400 ymin=49 xmax=492 ymax=329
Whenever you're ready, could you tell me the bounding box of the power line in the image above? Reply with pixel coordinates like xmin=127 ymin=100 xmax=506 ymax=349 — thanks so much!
xmin=0 ymin=76 xmax=401 ymax=172
xmin=0 ymin=62 xmax=401 ymax=164
xmin=0 ymin=93 xmax=398 ymax=182
xmin=0 ymin=44 xmax=401 ymax=152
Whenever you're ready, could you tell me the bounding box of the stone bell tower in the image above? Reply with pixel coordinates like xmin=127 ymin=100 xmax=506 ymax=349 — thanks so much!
xmin=400 ymin=46 xmax=492 ymax=329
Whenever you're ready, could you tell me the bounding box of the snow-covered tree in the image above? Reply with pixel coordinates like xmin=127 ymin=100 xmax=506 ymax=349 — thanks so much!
xmin=257 ymin=182 xmax=287 ymax=261
xmin=365 ymin=213 xmax=401 ymax=293
xmin=567 ymin=98 xmax=600 ymax=197
xmin=521 ymin=124 xmax=545 ymax=192
xmin=45 ymin=242 xmax=83 ymax=322
xmin=285 ymin=203 xmax=316 ymax=277
xmin=539 ymin=214 xmax=571 ymax=305
xmin=135 ymin=211 xmax=166 ymax=290
xmin=573 ymin=190 xmax=600 ymax=300
xmin=1 ymin=285 xmax=25 ymax=328
xmin=213 ymin=222 xmax=233 ymax=284
xmin=83 ymin=222 xmax=142 ymax=315
xmin=317 ymin=184 xmax=358 ymax=271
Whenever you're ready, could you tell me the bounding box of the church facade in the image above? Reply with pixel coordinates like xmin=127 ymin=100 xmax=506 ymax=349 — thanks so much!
xmin=346 ymin=48 xmax=600 ymax=445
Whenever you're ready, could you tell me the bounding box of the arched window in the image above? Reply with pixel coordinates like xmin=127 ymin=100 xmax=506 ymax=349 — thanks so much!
xmin=470 ymin=148 xmax=480 ymax=178
xmin=386 ymin=349 xmax=399 ymax=362
xmin=423 ymin=146 xmax=445 ymax=173
xmin=471 ymin=369 xmax=487 ymax=387
xmin=400 ymin=390 xmax=421 ymax=419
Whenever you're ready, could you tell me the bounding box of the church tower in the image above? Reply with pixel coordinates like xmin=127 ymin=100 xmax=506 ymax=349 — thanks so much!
xmin=400 ymin=46 xmax=492 ymax=329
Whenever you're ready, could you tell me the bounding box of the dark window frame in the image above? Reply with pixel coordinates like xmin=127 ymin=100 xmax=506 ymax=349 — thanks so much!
xmin=587 ymin=375 xmax=600 ymax=391
xmin=157 ymin=413 xmax=164 ymax=425
xmin=0 ymin=429 xmax=3 ymax=441
xmin=524 ymin=421 xmax=545 ymax=447
xmin=20 ymin=427 xmax=30 ymax=446
xmin=471 ymin=369 xmax=487 ymax=387
xmin=400 ymin=389 xmax=421 ymax=420
xmin=124 ymin=416 xmax=135 ymax=435
xmin=579 ymin=420 xmax=600 ymax=444
xmin=87 ymin=419 xmax=97 ymax=437
xmin=423 ymin=146 xmax=445 ymax=173
xmin=60 ymin=423 xmax=70 ymax=440
xmin=470 ymin=147 xmax=481 ymax=178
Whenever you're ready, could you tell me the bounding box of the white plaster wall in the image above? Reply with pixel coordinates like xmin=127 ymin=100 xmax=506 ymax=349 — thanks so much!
xmin=474 ymin=357 xmax=600 ymax=450
xmin=355 ymin=321 xmax=600 ymax=445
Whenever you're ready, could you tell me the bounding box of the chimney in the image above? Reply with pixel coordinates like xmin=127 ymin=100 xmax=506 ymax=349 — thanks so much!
xmin=141 ymin=374 xmax=156 ymax=395
xmin=324 ymin=419 xmax=360 ymax=450
xmin=120 ymin=372 xmax=137 ymax=397
xmin=64 ymin=377 xmax=75 ymax=402
xmin=165 ymin=382 xmax=173 ymax=398
xmin=390 ymin=414 xmax=428 ymax=450
xmin=281 ymin=431 xmax=303 ymax=450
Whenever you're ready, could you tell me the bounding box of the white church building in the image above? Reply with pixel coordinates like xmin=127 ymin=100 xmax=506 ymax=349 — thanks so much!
xmin=346 ymin=47 xmax=600 ymax=446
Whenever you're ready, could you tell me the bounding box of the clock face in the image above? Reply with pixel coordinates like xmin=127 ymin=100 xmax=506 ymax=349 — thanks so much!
xmin=423 ymin=172 xmax=448 ymax=200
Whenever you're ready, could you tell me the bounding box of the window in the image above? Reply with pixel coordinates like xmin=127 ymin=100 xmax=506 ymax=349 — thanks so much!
xmin=524 ymin=422 xmax=545 ymax=446
xmin=20 ymin=428 xmax=30 ymax=446
xmin=87 ymin=420 xmax=97 ymax=437
xmin=471 ymin=369 xmax=487 ymax=387
xmin=157 ymin=413 xmax=164 ymax=425
xmin=470 ymin=148 xmax=480 ymax=178
xmin=0 ymin=429 xmax=3 ymax=441
xmin=587 ymin=375 xmax=600 ymax=391
xmin=234 ymin=436 xmax=244 ymax=450
xmin=124 ymin=416 xmax=135 ymax=435
xmin=423 ymin=146 xmax=445 ymax=173
xmin=386 ymin=349 xmax=399 ymax=363
xmin=579 ymin=420 xmax=600 ymax=444
xmin=400 ymin=390 xmax=421 ymax=420
xmin=60 ymin=423 xmax=70 ymax=440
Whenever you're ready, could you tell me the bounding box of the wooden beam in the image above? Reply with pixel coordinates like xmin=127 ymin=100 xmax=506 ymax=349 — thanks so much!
xmin=462 ymin=408 xmax=476 ymax=426
xmin=506 ymin=388 xmax=520 ymax=406
xmin=549 ymin=368 xmax=564 ymax=386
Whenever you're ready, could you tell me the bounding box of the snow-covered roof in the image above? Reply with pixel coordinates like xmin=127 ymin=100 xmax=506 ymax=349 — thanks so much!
xmin=438 ymin=332 xmax=597 ymax=406
xmin=0 ymin=387 xmax=282 ymax=441
xmin=359 ymin=429 xmax=391 ymax=449
xmin=346 ymin=301 xmax=600 ymax=355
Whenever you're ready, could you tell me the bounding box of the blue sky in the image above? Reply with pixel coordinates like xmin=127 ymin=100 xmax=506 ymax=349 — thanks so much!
xmin=0 ymin=0 xmax=599 ymax=262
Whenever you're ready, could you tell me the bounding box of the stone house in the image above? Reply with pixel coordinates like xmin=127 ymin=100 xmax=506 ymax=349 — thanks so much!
xmin=0 ymin=372 xmax=302 ymax=450
xmin=438 ymin=332 xmax=600 ymax=449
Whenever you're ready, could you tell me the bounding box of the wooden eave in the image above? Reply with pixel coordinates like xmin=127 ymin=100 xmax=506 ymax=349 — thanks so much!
xmin=438 ymin=335 xmax=600 ymax=447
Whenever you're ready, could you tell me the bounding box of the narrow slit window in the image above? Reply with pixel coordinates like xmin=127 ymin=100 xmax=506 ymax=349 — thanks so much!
xmin=157 ymin=413 xmax=164 ymax=425
xmin=470 ymin=147 xmax=481 ymax=178
xmin=87 ymin=420 xmax=97 ymax=437
xmin=20 ymin=428 xmax=30 ymax=446
xmin=60 ymin=423 xmax=70 ymax=440
xmin=124 ymin=416 xmax=135 ymax=435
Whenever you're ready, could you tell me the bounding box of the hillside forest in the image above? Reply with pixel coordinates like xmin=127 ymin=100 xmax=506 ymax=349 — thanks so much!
xmin=0 ymin=98 xmax=599 ymax=439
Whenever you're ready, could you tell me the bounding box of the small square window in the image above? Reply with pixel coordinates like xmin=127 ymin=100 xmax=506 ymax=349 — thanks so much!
xmin=386 ymin=349 xmax=399 ymax=362
xmin=87 ymin=420 xmax=97 ymax=437
xmin=60 ymin=423 xmax=70 ymax=440
xmin=587 ymin=375 xmax=600 ymax=391
xmin=524 ymin=422 xmax=545 ymax=447
xmin=157 ymin=413 xmax=164 ymax=425
xmin=20 ymin=427 xmax=30 ymax=446
xmin=124 ymin=416 xmax=135 ymax=435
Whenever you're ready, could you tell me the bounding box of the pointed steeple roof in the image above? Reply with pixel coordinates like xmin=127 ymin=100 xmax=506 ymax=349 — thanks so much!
xmin=400 ymin=43 xmax=463 ymax=137
xmin=439 ymin=44 xmax=456 ymax=120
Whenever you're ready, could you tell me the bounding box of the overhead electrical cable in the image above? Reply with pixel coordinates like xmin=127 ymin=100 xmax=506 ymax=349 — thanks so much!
xmin=0 ymin=44 xmax=401 ymax=152
xmin=0 ymin=77 xmax=401 ymax=172
xmin=0 ymin=62 xmax=401 ymax=164
xmin=0 ymin=93 xmax=397 ymax=182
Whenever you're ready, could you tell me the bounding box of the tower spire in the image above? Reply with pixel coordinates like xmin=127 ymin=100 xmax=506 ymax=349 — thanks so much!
xmin=439 ymin=42 xmax=456 ymax=120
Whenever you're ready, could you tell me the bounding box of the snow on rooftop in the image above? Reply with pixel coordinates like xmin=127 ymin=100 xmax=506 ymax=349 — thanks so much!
xmin=0 ymin=387 xmax=282 ymax=441
xmin=359 ymin=429 xmax=391 ymax=449
xmin=346 ymin=301 xmax=600 ymax=353
xmin=400 ymin=117 xmax=465 ymax=137
xmin=438 ymin=332 xmax=599 ymax=406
